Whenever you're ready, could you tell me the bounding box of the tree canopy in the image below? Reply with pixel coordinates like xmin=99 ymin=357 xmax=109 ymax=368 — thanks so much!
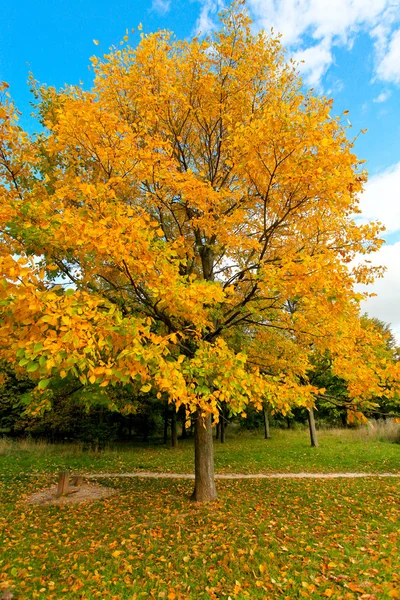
xmin=0 ymin=3 xmax=398 ymax=499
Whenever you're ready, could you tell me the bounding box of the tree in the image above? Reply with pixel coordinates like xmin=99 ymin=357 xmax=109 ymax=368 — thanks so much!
xmin=308 ymin=316 xmax=400 ymax=426
xmin=0 ymin=4 xmax=395 ymax=501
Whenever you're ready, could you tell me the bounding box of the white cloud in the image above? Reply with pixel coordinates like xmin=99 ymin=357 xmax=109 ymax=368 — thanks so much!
xmin=292 ymin=40 xmax=333 ymax=88
xmin=360 ymin=241 xmax=400 ymax=340
xmin=229 ymin=0 xmax=400 ymax=87
xmin=356 ymin=162 xmax=400 ymax=339
xmin=248 ymin=0 xmax=390 ymax=46
xmin=376 ymin=27 xmax=400 ymax=83
xmin=150 ymin=0 xmax=171 ymax=15
xmin=194 ymin=0 xmax=226 ymax=36
xmin=358 ymin=162 xmax=400 ymax=235
xmin=373 ymin=90 xmax=391 ymax=102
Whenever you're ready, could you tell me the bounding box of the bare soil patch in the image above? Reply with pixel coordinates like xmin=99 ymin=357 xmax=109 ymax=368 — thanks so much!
xmin=26 ymin=482 xmax=116 ymax=505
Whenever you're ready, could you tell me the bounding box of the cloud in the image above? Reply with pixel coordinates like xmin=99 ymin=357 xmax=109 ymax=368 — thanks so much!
xmin=358 ymin=162 xmax=400 ymax=235
xmin=194 ymin=0 xmax=226 ymax=36
xmin=372 ymin=90 xmax=391 ymax=102
xmin=356 ymin=162 xmax=400 ymax=339
xmin=292 ymin=40 xmax=333 ymax=88
xmin=150 ymin=0 xmax=171 ymax=15
xmin=360 ymin=241 xmax=400 ymax=340
xmin=248 ymin=0 xmax=390 ymax=45
xmin=233 ymin=0 xmax=400 ymax=87
xmin=376 ymin=27 xmax=400 ymax=83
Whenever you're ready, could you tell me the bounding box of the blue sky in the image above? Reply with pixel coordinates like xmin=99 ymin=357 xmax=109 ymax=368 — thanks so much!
xmin=1 ymin=0 xmax=400 ymax=337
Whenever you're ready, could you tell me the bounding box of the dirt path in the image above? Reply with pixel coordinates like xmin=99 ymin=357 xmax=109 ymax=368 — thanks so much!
xmin=86 ymin=471 xmax=400 ymax=480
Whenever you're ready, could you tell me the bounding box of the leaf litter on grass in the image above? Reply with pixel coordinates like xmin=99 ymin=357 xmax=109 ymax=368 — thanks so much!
xmin=0 ymin=475 xmax=399 ymax=599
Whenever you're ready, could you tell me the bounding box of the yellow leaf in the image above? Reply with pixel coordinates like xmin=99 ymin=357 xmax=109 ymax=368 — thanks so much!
xmin=141 ymin=383 xmax=151 ymax=392
xmin=348 ymin=582 xmax=366 ymax=593
xmin=112 ymin=550 xmax=122 ymax=558
xmin=93 ymin=39 xmax=99 ymax=45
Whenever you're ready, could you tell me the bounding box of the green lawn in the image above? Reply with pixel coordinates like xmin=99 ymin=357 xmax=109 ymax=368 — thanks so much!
xmin=1 ymin=427 xmax=399 ymax=477
xmin=0 ymin=429 xmax=399 ymax=599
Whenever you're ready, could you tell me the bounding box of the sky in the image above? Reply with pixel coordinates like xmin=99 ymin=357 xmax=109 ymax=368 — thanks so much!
xmin=1 ymin=0 xmax=400 ymax=339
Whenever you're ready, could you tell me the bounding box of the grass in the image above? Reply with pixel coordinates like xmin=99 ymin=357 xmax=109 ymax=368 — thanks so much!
xmin=0 ymin=427 xmax=399 ymax=599
xmin=0 ymin=425 xmax=399 ymax=477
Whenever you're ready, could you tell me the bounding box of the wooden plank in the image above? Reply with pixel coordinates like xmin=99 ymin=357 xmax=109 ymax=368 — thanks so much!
xmin=56 ymin=471 xmax=69 ymax=497
xmin=72 ymin=475 xmax=83 ymax=487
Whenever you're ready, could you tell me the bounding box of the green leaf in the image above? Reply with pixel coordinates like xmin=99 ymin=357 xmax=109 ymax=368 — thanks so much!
xmin=38 ymin=379 xmax=51 ymax=389
xmin=19 ymin=358 xmax=29 ymax=367
xmin=34 ymin=342 xmax=43 ymax=353
xmin=27 ymin=361 xmax=39 ymax=373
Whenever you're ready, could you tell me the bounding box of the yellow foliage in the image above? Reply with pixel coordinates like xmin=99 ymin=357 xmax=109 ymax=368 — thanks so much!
xmin=0 ymin=5 xmax=397 ymax=420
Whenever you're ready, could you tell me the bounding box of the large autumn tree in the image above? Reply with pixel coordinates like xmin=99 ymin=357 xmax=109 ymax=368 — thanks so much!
xmin=0 ymin=4 xmax=396 ymax=500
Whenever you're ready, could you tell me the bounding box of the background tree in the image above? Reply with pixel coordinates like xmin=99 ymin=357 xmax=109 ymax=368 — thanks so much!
xmin=0 ymin=4 xmax=395 ymax=501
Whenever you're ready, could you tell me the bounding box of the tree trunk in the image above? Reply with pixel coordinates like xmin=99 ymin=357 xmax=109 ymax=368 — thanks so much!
xmin=163 ymin=402 xmax=169 ymax=445
xmin=180 ymin=408 xmax=188 ymax=439
xmin=191 ymin=411 xmax=217 ymax=502
xmin=171 ymin=408 xmax=178 ymax=448
xmin=220 ymin=409 xmax=225 ymax=443
xmin=308 ymin=407 xmax=319 ymax=448
xmin=263 ymin=407 xmax=271 ymax=439
xmin=215 ymin=421 xmax=220 ymax=440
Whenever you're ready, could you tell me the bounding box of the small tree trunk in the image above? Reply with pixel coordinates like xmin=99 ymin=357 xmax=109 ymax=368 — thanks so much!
xmin=263 ymin=407 xmax=271 ymax=439
xmin=181 ymin=408 xmax=188 ymax=439
xmin=191 ymin=411 xmax=217 ymax=502
xmin=163 ymin=402 xmax=169 ymax=445
xmin=308 ymin=407 xmax=319 ymax=448
xmin=171 ymin=409 xmax=178 ymax=448
xmin=220 ymin=409 xmax=225 ymax=443
xmin=215 ymin=421 xmax=220 ymax=440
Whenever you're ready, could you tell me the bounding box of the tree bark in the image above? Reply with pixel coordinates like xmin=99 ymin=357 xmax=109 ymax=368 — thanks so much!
xmin=191 ymin=411 xmax=217 ymax=502
xmin=171 ymin=408 xmax=178 ymax=448
xmin=180 ymin=407 xmax=188 ymax=439
xmin=220 ymin=409 xmax=225 ymax=443
xmin=163 ymin=402 xmax=169 ymax=445
xmin=308 ymin=407 xmax=319 ymax=447
xmin=263 ymin=407 xmax=271 ymax=439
